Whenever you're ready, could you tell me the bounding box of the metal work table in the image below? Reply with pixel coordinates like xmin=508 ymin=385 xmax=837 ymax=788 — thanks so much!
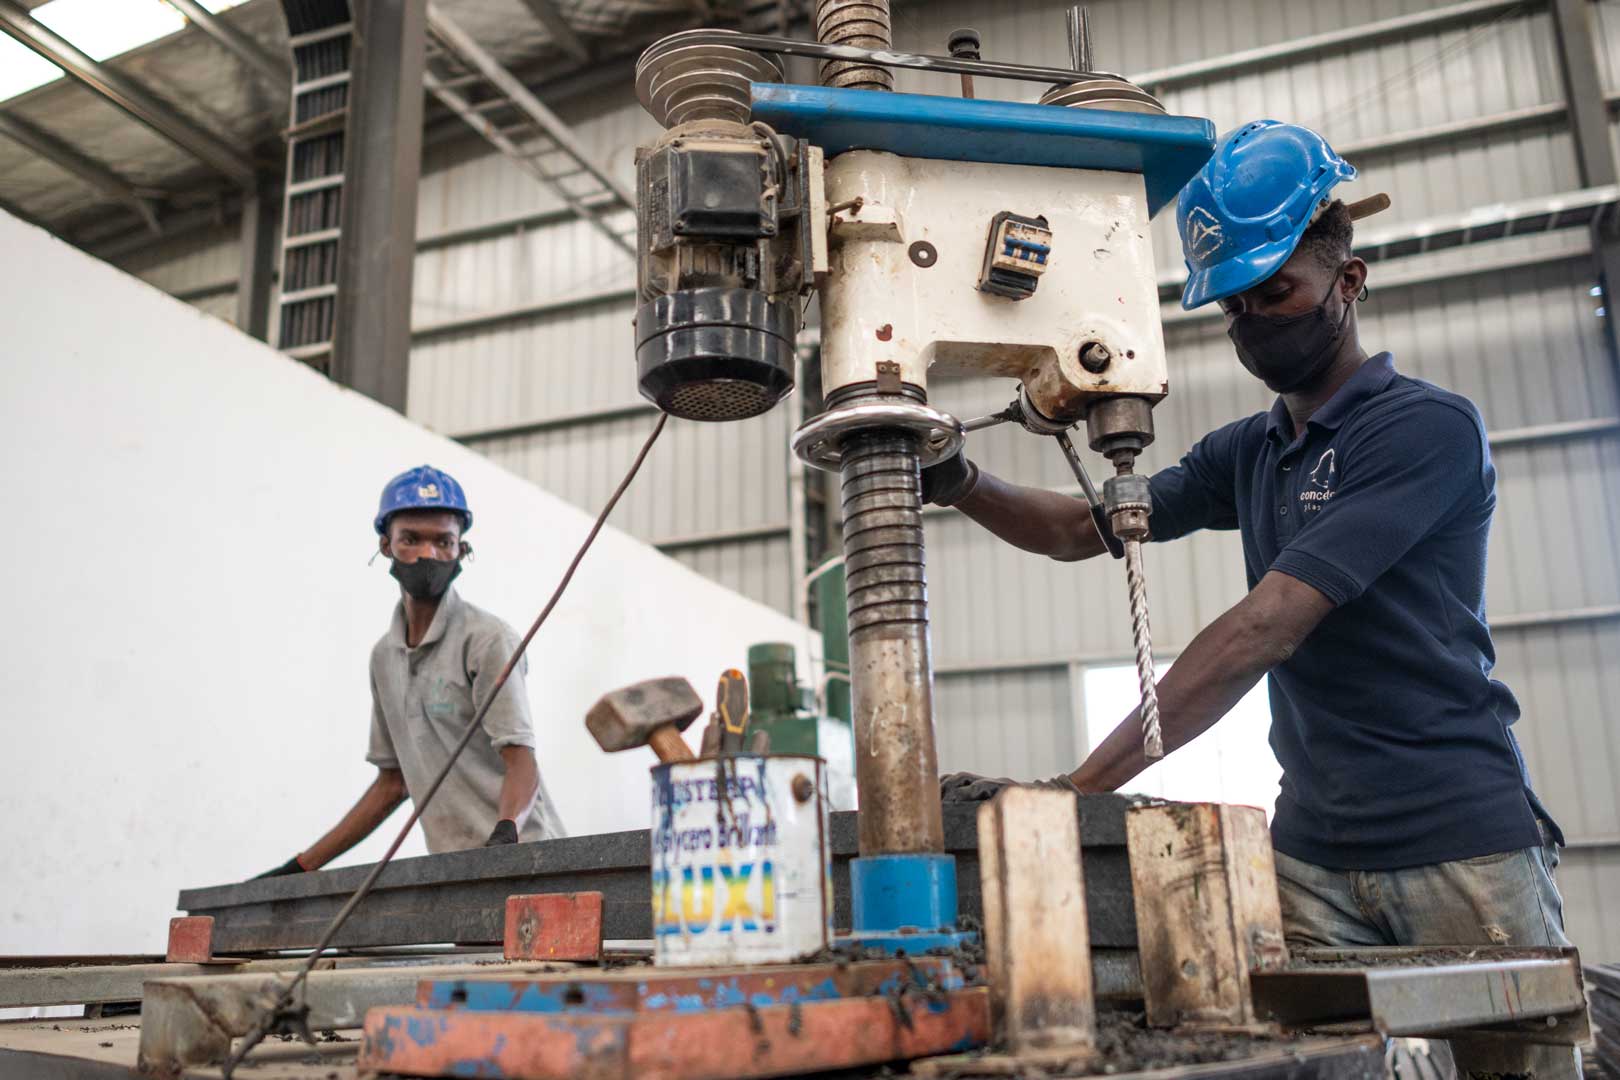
xmin=175 ymin=800 xmax=1141 ymax=988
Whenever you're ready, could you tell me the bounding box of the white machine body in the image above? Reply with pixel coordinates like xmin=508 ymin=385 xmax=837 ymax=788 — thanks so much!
xmin=820 ymin=151 xmax=1168 ymax=419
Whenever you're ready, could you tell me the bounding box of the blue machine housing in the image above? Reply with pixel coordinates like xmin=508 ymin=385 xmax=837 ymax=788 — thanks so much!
xmin=749 ymin=83 xmax=1217 ymax=218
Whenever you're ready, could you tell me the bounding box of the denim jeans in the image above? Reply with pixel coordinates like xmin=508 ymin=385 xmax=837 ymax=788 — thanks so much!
xmin=1274 ymin=825 xmax=1578 ymax=1080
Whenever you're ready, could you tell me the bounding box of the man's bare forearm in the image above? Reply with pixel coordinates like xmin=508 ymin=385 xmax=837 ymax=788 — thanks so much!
xmin=299 ymin=768 xmax=407 ymax=870
xmin=1070 ymin=571 xmax=1333 ymax=792
xmin=496 ymin=745 xmax=540 ymax=824
xmin=954 ymin=468 xmax=1109 ymax=561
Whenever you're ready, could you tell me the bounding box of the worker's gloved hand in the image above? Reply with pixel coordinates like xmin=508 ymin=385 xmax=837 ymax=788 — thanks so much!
xmin=939 ymin=772 xmax=1082 ymax=803
xmin=484 ymin=819 xmax=519 ymax=846
xmin=253 ymin=855 xmax=307 ymax=879
xmin=920 ymin=451 xmax=980 ymax=507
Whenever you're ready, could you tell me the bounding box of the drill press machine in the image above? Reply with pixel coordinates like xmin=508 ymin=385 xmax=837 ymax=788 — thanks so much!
xmin=630 ymin=3 xmax=1214 ymax=953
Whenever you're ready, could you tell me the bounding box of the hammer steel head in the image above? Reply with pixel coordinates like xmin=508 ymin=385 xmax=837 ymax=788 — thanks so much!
xmin=587 ymin=676 xmax=704 ymax=752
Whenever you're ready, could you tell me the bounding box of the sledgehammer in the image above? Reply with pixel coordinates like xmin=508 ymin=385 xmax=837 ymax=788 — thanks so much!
xmin=586 ymin=676 xmax=702 ymax=763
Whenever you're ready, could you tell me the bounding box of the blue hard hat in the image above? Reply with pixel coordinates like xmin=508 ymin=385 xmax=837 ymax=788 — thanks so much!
xmin=374 ymin=465 xmax=472 ymax=535
xmin=1175 ymin=120 xmax=1356 ymax=310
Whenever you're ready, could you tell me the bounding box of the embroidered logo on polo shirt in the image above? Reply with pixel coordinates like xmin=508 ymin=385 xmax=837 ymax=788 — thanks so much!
xmin=426 ymin=675 xmax=456 ymax=719
xmin=1299 ymin=448 xmax=1338 ymax=515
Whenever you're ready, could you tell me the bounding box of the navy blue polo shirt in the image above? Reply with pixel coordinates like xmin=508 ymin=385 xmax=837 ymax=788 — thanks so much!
xmin=1147 ymin=353 xmax=1556 ymax=870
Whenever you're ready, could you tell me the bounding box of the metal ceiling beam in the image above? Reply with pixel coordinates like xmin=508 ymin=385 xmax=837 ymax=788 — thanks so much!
xmin=1549 ymin=0 xmax=1620 ymax=375
xmin=331 ymin=0 xmax=427 ymax=412
xmin=0 ymin=110 xmax=160 ymax=233
xmin=423 ymin=5 xmax=635 ymax=251
xmin=161 ymin=0 xmax=291 ymax=96
xmin=517 ymin=0 xmax=589 ymax=62
xmin=235 ymin=177 xmax=277 ymax=340
xmin=0 ymin=0 xmax=256 ymax=185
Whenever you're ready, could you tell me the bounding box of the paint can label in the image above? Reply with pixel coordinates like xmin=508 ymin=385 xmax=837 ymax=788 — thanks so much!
xmin=651 ymin=755 xmax=832 ymax=966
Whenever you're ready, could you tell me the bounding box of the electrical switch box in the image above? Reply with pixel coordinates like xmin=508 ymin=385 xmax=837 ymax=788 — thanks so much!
xmin=978 ymin=211 xmax=1052 ymax=299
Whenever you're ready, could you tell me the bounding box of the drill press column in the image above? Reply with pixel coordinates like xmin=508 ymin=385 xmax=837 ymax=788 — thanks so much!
xmin=840 ymin=430 xmax=944 ymax=855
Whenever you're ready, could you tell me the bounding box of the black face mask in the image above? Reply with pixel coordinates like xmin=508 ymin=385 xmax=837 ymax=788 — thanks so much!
xmin=1227 ymin=267 xmax=1353 ymax=394
xmin=390 ymin=556 xmax=462 ymax=600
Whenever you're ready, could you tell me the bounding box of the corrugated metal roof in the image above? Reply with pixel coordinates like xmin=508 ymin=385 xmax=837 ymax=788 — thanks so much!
xmin=0 ymin=0 xmax=702 ymax=239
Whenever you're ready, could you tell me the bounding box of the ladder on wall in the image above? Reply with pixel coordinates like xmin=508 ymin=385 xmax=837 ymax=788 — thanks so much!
xmin=273 ymin=3 xmax=353 ymax=370
xmin=421 ymin=5 xmax=636 ymax=259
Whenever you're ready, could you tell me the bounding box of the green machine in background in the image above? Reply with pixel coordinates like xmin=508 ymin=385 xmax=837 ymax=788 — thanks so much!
xmin=745 ymin=640 xmax=855 ymax=808
xmin=811 ymin=558 xmax=851 ymax=726
xmin=748 ymin=647 xmax=822 ymax=757
xmin=743 ymin=559 xmax=856 ymax=805
xmin=746 ymin=642 xmax=819 ymax=755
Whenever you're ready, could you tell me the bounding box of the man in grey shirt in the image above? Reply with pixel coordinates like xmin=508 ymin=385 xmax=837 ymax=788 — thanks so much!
xmin=256 ymin=465 xmax=564 ymax=877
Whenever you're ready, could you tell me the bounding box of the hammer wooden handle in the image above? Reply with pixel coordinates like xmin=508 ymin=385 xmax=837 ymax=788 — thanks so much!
xmin=649 ymin=725 xmax=696 ymax=764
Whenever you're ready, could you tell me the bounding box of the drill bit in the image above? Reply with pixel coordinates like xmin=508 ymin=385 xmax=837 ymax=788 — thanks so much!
xmin=1123 ymin=539 xmax=1163 ymax=760
xmin=1101 ymin=459 xmax=1161 ymax=762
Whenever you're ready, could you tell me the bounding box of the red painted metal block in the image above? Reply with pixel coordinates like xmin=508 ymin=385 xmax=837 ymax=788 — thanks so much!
xmin=503 ymin=892 xmax=604 ymax=962
xmin=165 ymin=916 xmax=214 ymax=964
xmin=628 ymin=987 xmax=992 ymax=1079
xmin=361 ymin=986 xmax=991 ymax=1079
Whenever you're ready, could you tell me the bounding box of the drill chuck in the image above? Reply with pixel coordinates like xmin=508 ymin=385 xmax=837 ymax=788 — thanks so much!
xmin=1104 ymin=471 xmax=1152 ymax=541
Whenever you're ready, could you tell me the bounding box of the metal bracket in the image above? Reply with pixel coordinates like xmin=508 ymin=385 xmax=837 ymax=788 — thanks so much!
xmin=875 ymin=361 xmax=903 ymax=394
xmin=792 ymin=400 xmax=965 ymax=472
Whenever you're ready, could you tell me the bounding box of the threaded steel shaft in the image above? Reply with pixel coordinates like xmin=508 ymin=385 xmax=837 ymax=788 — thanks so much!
xmin=1124 ymin=539 xmax=1164 ymax=760
xmin=815 ymin=0 xmax=894 ymax=91
xmin=840 ymin=430 xmax=944 ymax=855
xmin=842 ymin=432 xmax=926 ymax=638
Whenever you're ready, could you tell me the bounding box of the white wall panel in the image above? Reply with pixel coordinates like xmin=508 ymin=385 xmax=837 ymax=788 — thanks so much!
xmin=115 ymin=221 xmax=240 ymax=304
xmin=1559 ymin=847 xmax=1620 ymax=964
xmin=0 ymin=210 xmax=813 ymax=953
xmin=670 ymin=535 xmax=794 ymax=615
xmin=935 ymin=667 xmax=1075 ymax=780
xmin=473 ymin=406 xmax=792 ymax=544
xmin=408 ymin=303 xmax=637 ymax=436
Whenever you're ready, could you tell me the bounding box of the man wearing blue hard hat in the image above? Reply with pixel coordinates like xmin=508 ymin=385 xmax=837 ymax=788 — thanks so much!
xmin=255 ymin=465 xmax=564 ymax=876
xmin=930 ymin=120 xmax=1571 ymax=1049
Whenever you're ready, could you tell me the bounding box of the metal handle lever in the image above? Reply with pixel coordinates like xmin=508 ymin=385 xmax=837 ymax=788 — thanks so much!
xmin=1054 ymin=431 xmax=1124 ymax=559
xmin=962 ymin=400 xmax=1021 ymax=432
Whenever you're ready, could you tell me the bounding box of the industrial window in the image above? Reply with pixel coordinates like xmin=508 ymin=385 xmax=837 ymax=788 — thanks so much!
xmin=1080 ymin=662 xmax=1281 ymax=818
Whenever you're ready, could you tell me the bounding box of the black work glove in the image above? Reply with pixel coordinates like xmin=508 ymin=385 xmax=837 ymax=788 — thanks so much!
xmin=253 ymin=855 xmax=307 ymax=879
xmin=484 ymin=819 xmax=519 ymax=846
xmin=939 ymin=772 xmax=1081 ymax=803
xmin=920 ymin=451 xmax=980 ymax=507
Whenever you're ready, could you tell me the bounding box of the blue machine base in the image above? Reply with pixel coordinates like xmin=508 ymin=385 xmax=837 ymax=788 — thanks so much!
xmin=836 ymin=926 xmax=978 ymax=956
xmin=837 ymin=853 xmax=977 ymax=956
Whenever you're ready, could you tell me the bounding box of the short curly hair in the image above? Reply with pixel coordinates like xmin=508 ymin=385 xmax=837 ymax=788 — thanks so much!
xmin=1295 ymin=199 xmax=1354 ymax=272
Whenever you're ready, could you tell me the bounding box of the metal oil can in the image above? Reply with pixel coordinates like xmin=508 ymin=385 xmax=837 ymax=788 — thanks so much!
xmin=650 ymin=754 xmax=832 ymax=966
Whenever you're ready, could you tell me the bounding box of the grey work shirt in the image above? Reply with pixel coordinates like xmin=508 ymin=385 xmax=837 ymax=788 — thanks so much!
xmin=367 ymin=587 xmax=566 ymax=853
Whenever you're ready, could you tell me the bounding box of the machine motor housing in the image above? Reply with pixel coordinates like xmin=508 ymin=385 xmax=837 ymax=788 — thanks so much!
xmin=633 ymin=123 xmax=822 ymax=422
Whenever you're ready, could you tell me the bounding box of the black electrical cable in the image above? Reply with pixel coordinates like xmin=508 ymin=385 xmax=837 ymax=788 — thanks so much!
xmin=222 ymin=410 xmax=670 ymax=1077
